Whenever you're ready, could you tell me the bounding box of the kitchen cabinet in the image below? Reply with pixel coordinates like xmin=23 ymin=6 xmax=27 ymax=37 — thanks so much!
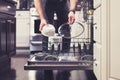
xmin=0 ymin=0 xmax=16 ymax=74
xmin=6 ymin=18 xmax=16 ymax=55
xmin=109 ymin=0 xmax=120 ymax=80
xmin=93 ymin=0 xmax=108 ymax=79
xmin=0 ymin=15 xmax=16 ymax=74
xmin=0 ymin=18 xmax=7 ymax=56
xmin=16 ymin=10 xmax=30 ymax=48
xmin=0 ymin=15 xmax=16 ymax=56
xmin=93 ymin=0 xmax=120 ymax=80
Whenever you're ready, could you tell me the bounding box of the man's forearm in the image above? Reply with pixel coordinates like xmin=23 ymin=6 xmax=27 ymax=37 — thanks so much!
xmin=69 ymin=0 xmax=78 ymax=10
xmin=34 ymin=0 xmax=45 ymax=19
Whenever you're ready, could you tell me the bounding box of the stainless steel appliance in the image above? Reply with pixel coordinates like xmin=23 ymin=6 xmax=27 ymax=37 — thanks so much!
xmin=30 ymin=8 xmax=42 ymax=53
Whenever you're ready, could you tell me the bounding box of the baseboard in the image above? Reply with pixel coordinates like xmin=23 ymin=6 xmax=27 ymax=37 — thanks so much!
xmin=16 ymin=47 xmax=29 ymax=49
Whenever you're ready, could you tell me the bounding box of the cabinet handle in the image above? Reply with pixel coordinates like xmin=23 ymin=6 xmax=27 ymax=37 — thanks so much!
xmin=95 ymin=26 xmax=97 ymax=29
xmin=94 ymin=59 xmax=98 ymax=66
xmin=93 ymin=23 xmax=97 ymax=25
xmin=7 ymin=20 xmax=14 ymax=24
xmin=18 ymin=13 xmax=23 ymax=16
xmin=94 ymin=3 xmax=101 ymax=10
xmin=7 ymin=20 xmax=12 ymax=22
xmin=31 ymin=41 xmax=42 ymax=45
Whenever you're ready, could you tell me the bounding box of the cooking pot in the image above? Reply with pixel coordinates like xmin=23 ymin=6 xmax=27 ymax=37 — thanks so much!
xmin=41 ymin=24 xmax=55 ymax=37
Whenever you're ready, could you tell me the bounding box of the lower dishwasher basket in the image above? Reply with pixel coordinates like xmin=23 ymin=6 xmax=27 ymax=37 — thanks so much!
xmin=24 ymin=40 xmax=93 ymax=70
xmin=24 ymin=53 xmax=93 ymax=70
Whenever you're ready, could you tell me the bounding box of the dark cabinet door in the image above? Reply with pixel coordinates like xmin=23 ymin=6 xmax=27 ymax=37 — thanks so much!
xmin=0 ymin=0 xmax=16 ymax=74
xmin=0 ymin=18 xmax=11 ymax=74
xmin=6 ymin=19 xmax=16 ymax=55
xmin=0 ymin=19 xmax=7 ymax=56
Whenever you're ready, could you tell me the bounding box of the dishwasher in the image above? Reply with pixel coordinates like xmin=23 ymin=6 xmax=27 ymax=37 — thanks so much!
xmin=24 ymin=0 xmax=95 ymax=73
xmin=26 ymin=38 xmax=93 ymax=69
xmin=24 ymin=24 xmax=93 ymax=71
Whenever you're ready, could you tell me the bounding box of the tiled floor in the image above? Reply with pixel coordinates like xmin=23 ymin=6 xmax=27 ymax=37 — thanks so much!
xmin=0 ymin=50 xmax=97 ymax=80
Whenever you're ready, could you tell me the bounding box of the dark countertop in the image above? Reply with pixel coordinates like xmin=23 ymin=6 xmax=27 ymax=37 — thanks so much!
xmin=4 ymin=0 xmax=17 ymax=5
xmin=0 ymin=0 xmax=16 ymax=16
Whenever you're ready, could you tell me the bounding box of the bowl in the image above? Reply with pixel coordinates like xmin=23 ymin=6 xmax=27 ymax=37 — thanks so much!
xmin=41 ymin=24 xmax=55 ymax=37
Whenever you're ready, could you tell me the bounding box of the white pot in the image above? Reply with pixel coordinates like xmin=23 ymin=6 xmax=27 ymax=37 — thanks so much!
xmin=41 ymin=24 xmax=55 ymax=37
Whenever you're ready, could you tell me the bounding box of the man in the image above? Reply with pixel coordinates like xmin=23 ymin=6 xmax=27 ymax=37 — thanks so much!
xmin=34 ymin=0 xmax=78 ymax=52
xmin=34 ymin=0 xmax=78 ymax=80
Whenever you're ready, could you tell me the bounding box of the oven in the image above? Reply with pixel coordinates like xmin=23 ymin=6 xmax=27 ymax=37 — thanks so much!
xmin=30 ymin=8 xmax=42 ymax=53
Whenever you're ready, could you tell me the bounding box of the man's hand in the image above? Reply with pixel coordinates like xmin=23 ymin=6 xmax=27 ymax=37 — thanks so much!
xmin=39 ymin=19 xmax=48 ymax=31
xmin=68 ymin=11 xmax=75 ymax=24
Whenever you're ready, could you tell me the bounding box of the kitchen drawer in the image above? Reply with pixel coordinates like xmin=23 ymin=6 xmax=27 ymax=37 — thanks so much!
xmin=16 ymin=11 xmax=30 ymax=18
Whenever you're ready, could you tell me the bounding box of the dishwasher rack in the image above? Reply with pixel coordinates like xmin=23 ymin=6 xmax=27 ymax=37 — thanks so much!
xmin=24 ymin=56 xmax=93 ymax=70
xmin=24 ymin=39 xmax=93 ymax=70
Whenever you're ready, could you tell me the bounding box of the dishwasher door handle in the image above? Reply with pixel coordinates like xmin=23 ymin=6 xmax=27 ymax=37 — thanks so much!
xmin=31 ymin=41 xmax=42 ymax=45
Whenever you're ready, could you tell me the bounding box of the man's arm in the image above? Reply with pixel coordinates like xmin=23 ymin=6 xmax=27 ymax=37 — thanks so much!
xmin=68 ymin=0 xmax=78 ymax=24
xmin=34 ymin=0 xmax=47 ymax=31
xmin=69 ymin=0 xmax=78 ymax=10
xmin=34 ymin=0 xmax=45 ymax=19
